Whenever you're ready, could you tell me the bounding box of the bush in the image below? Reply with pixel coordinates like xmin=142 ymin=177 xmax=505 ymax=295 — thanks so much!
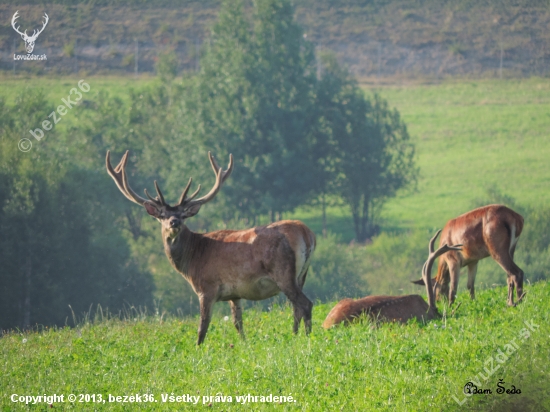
xmin=305 ymin=233 xmax=369 ymax=302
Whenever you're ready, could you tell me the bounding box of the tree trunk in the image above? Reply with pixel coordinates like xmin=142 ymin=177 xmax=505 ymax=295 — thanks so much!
xmin=23 ymin=256 xmax=32 ymax=329
xmin=322 ymin=193 xmax=327 ymax=238
xmin=352 ymin=195 xmax=374 ymax=243
xmin=352 ymin=208 xmax=361 ymax=242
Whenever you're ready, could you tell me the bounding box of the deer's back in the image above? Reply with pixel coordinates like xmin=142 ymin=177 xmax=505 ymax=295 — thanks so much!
xmin=322 ymin=295 xmax=431 ymax=329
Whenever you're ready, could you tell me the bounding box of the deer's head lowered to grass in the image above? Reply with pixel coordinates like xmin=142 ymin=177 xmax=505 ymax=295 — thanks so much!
xmin=106 ymin=150 xmax=316 ymax=345
xmin=322 ymin=230 xmax=461 ymax=328
xmin=12 ymin=11 xmax=49 ymax=54
xmin=412 ymin=205 xmax=526 ymax=306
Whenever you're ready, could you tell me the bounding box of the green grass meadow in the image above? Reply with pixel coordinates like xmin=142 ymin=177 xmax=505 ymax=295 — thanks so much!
xmin=2 ymin=76 xmax=550 ymax=410
xmin=289 ymin=78 xmax=550 ymax=240
xmin=376 ymin=79 xmax=550 ymax=229
xmin=1 ymin=283 xmax=549 ymax=411
xmin=1 ymin=76 xmax=548 ymax=238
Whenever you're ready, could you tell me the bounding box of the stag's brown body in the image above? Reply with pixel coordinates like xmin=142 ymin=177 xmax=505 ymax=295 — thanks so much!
xmin=414 ymin=204 xmax=524 ymax=306
xmin=106 ymin=150 xmax=315 ymax=345
xmin=168 ymin=222 xmax=315 ymax=302
xmin=322 ymin=231 xmax=461 ymax=329
xmin=322 ymin=295 xmax=434 ymax=329
xmin=164 ymin=220 xmax=315 ymax=341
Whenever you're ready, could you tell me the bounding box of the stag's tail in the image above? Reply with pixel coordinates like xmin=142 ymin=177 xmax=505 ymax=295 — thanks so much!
xmin=507 ymin=209 xmax=524 ymax=256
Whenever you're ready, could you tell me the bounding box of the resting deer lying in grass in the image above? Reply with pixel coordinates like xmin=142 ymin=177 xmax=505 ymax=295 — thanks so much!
xmin=322 ymin=231 xmax=461 ymax=328
xmin=106 ymin=150 xmax=315 ymax=345
xmin=412 ymin=205 xmax=525 ymax=306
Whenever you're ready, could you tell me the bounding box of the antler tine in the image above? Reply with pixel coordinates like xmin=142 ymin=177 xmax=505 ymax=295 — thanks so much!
xmin=177 ymin=178 xmax=193 ymax=206
xmin=144 ymin=188 xmax=157 ymax=202
xmin=186 ymin=184 xmax=202 ymax=202
xmin=176 ymin=177 xmax=203 ymax=206
xmin=206 ymin=151 xmax=234 ymax=184
xmin=106 ymin=150 xmax=135 ymax=203
xmin=183 ymin=152 xmax=233 ymax=208
xmin=431 ymin=243 xmax=463 ymax=261
xmin=143 ymin=183 xmax=167 ymax=206
xmin=428 ymin=229 xmax=442 ymax=254
xmin=154 ymin=181 xmax=166 ymax=205
xmin=106 ymin=150 xmax=152 ymax=207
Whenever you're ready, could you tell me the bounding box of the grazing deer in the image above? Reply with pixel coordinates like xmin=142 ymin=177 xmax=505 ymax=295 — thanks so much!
xmin=322 ymin=231 xmax=461 ymax=328
xmin=413 ymin=205 xmax=525 ymax=306
xmin=12 ymin=11 xmax=49 ymax=54
xmin=106 ymin=150 xmax=315 ymax=345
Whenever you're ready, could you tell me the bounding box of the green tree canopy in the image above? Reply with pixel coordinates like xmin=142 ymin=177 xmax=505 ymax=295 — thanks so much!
xmin=0 ymin=90 xmax=154 ymax=331
xmin=188 ymin=0 xmax=322 ymax=221
xmin=317 ymin=53 xmax=418 ymax=242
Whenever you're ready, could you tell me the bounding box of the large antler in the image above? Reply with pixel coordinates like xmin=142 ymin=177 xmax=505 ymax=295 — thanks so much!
xmin=176 ymin=151 xmax=233 ymax=209
xmin=106 ymin=150 xmax=233 ymax=211
xmin=106 ymin=150 xmax=166 ymax=208
xmin=422 ymin=230 xmax=462 ymax=316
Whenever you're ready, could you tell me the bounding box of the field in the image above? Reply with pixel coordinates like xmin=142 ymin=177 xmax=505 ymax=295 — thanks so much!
xmin=289 ymin=77 xmax=550 ymax=240
xmin=1 ymin=282 xmax=549 ymax=411
xmin=2 ymin=76 xmax=549 ymax=238
xmin=2 ymin=76 xmax=549 ymax=409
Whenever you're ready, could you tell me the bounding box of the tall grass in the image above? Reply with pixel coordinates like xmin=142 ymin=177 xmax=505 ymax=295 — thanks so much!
xmin=2 ymin=282 xmax=549 ymax=411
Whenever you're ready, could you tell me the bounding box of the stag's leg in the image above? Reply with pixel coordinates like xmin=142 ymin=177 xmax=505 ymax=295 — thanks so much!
xmin=509 ymin=244 xmax=526 ymax=304
xmin=197 ymin=295 xmax=215 ymax=345
xmin=466 ymin=262 xmax=478 ymax=300
xmin=448 ymin=260 xmax=461 ymax=305
xmin=434 ymin=259 xmax=449 ymax=302
xmin=229 ymin=299 xmax=245 ymax=339
xmin=298 ymin=268 xmax=309 ymax=290
xmin=277 ymin=281 xmax=312 ymax=334
xmin=487 ymin=227 xmax=525 ymax=306
xmin=493 ymin=255 xmax=524 ymax=306
xmin=268 ymin=241 xmax=313 ymax=334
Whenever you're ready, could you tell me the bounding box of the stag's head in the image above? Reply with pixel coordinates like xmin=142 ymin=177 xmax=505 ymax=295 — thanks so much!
xmin=106 ymin=151 xmax=233 ymax=239
xmin=12 ymin=11 xmax=49 ymax=54
xmin=418 ymin=230 xmax=462 ymax=314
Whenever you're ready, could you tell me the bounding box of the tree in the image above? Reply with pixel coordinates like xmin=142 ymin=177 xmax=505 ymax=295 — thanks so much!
xmin=0 ymin=90 xmax=154 ymax=331
xmin=188 ymin=0 xmax=322 ymax=222
xmin=317 ymin=53 xmax=418 ymax=242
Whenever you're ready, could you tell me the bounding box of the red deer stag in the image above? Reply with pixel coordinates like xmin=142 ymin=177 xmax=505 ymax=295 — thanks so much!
xmin=322 ymin=230 xmax=461 ymax=328
xmin=413 ymin=205 xmax=525 ymax=306
xmin=106 ymin=150 xmax=315 ymax=345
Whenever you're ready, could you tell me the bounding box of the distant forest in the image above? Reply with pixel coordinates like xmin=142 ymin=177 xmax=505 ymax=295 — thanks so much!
xmin=1 ymin=0 xmax=550 ymax=77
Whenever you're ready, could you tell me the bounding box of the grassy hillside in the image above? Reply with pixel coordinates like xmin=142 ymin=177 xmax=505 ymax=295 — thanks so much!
xmin=290 ymin=77 xmax=550 ymax=240
xmin=0 ymin=75 xmax=157 ymax=105
xmin=372 ymin=78 xmax=550 ymax=228
xmin=2 ymin=282 xmax=549 ymax=411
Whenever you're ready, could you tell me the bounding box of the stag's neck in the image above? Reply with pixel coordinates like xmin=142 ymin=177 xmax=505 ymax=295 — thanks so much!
xmin=163 ymin=226 xmax=204 ymax=277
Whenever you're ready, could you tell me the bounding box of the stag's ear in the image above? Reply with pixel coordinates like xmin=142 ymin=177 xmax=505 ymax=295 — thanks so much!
xmin=143 ymin=201 xmax=162 ymax=218
xmin=182 ymin=203 xmax=202 ymax=218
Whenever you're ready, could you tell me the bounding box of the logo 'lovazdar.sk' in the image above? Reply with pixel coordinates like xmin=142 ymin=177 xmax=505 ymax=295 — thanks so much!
xmin=11 ymin=10 xmax=49 ymax=54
